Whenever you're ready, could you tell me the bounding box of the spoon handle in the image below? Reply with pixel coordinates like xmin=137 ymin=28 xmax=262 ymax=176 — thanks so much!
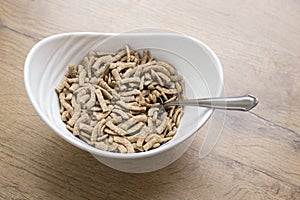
xmin=164 ymin=94 xmax=258 ymax=111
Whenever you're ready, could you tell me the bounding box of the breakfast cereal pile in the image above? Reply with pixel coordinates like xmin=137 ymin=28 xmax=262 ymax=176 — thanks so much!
xmin=55 ymin=45 xmax=184 ymax=153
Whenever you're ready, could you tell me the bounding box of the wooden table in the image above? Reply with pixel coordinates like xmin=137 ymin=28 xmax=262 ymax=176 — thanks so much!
xmin=1 ymin=0 xmax=299 ymax=199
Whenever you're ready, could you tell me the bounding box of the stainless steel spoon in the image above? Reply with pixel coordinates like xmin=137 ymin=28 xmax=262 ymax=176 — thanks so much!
xmin=161 ymin=94 xmax=258 ymax=111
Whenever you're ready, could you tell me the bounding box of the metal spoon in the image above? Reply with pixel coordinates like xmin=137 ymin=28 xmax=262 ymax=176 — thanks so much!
xmin=161 ymin=94 xmax=258 ymax=111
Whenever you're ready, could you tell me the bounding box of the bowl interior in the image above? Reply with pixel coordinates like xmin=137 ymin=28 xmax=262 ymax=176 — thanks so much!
xmin=24 ymin=32 xmax=223 ymax=158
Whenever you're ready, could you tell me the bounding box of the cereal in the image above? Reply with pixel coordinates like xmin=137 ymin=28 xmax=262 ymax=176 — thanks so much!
xmin=56 ymin=45 xmax=185 ymax=153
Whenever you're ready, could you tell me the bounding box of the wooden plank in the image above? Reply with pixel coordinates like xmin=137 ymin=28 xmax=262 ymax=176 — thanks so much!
xmin=0 ymin=0 xmax=299 ymax=199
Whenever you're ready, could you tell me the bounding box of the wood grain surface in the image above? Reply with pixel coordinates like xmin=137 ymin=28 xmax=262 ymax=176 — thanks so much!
xmin=1 ymin=0 xmax=300 ymax=199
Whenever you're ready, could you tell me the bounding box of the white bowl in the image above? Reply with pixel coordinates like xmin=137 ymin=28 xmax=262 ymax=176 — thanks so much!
xmin=24 ymin=32 xmax=223 ymax=173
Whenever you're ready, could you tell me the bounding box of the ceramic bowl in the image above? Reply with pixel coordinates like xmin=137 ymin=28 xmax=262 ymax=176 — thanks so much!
xmin=24 ymin=32 xmax=223 ymax=173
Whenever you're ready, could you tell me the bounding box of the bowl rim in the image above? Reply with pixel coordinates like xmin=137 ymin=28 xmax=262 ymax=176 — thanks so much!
xmin=24 ymin=32 xmax=223 ymax=159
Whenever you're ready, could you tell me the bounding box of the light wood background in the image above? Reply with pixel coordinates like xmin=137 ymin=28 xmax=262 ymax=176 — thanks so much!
xmin=1 ymin=0 xmax=300 ymax=199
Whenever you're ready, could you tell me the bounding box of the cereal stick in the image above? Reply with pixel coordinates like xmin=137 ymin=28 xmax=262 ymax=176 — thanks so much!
xmin=120 ymin=77 xmax=140 ymax=84
xmin=110 ymin=113 xmax=123 ymax=124
xmin=141 ymin=49 xmax=149 ymax=64
xmin=175 ymin=82 xmax=182 ymax=94
xmin=89 ymin=77 xmax=99 ymax=85
xmin=153 ymin=112 xmax=161 ymax=125
xmin=104 ymin=128 xmax=119 ymax=135
xmin=108 ymin=135 xmax=113 ymax=144
xmin=145 ymin=134 xmax=156 ymax=143
xmin=112 ymin=49 xmax=126 ymax=62
xmin=132 ymin=143 xmax=144 ymax=152
xmin=164 ymin=96 xmax=177 ymax=104
xmin=73 ymin=113 xmax=90 ymax=136
xmin=79 ymin=132 xmax=91 ymax=140
xmin=94 ymin=141 xmax=109 ymax=151
xmin=85 ymin=85 xmax=96 ymax=110
xmin=78 ymin=64 xmax=84 ymax=73
xmin=111 ymin=69 xmax=121 ymax=81
xmin=98 ymin=86 xmax=113 ymax=100
xmin=107 ymin=142 xmax=119 ymax=152
xmin=99 ymin=79 xmax=113 ymax=93
xmin=161 ymin=92 xmax=168 ymax=101
xmin=87 ymin=51 xmax=96 ymax=59
xmin=126 ymin=122 xmax=144 ymax=135
xmin=147 ymin=117 xmax=154 ymax=131
xmin=65 ymin=91 xmax=73 ymax=101
xmin=142 ymin=64 xmax=170 ymax=77
xmin=156 ymin=112 xmax=168 ymax=134
xmin=96 ymin=134 xmax=108 ymax=142
xmin=168 ymin=106 xmax=176 ymax=117
xmin=78 ymin=68 xmax=87 ymax=86
xmin=120 ymin=96 xmax=136 ymax=103
xmin=106 ymin=121 xmax=127 ymax=136
xmin=91 ymin=123 xmax=99 ymax=142
xmin=125 ymin=44 xmax=131 ymax=63
xmin=55 ymin=76 xmax=70 ymax=93
xmin=67 ymin=97 xmax=81 ymax=127
xmin=119 ymin=114 xmax=147 ymax=130
xmin=144 ymin=80 xmax=152 ymax=86
xmin=61 ymin=111 xmax=70 ymax=122
xmin=136 ymin=127 xmax=151 ymax=147
xmin=156 ymin=61 xmax=177 ymax=75
xmin=166 ymin=127 xmax=177 ymax=137
xmin=66 ymin=64 xmax=77 ymax=78
xmin=151 ymin=69 xmax=164 ymax=86
xmin=123 ymin=68 xmax=137 ymax=78
xmin=170 ymin=75 xmax=183 ymax=82
xmin=173 ymin=107 xmax=183 ymax=124
xmin=175 ymin=110 xmax=184 ymax=127
xmin=66 ymin=124 xmax=74 ymax=132
xmin=67 ymin=78 xmax=78 ymax=84
xmin=69 ymin=83 xmax=79 ymax=92
xmin=133 ymin=65 xmax=143 ymax=78
xmin=95 ymin=89 xmax=108 ymax=112
xmin=120 ymin=56 xmax=128 ymax=62
xmin=128 ymin=104 xmax=146 ymax=112
xmin=141 ymin=89 xmax=150 ymax=97
xmin=115 ymin=100 xmax=128 ymax=110
xmin=114 ymin=136 xmax=134 ymax=153
xmin=82 ymin=57 xmax=92 ymax=79
xmin=134 ymin=51 xmax=140 ymax=63
xmin=100 ymin=63 xmax=111 ymax=79
xmin=148 ymin=107 xmax=159 ymax=117
xmin=79 ymin=123 xmax=94 ymax=133
xmin=143 ymin=134 xmax=161 ymax=151
xmin=117 ymin=144 xmax=128 ymax=153
xmin=96 ymin=118 xmax=106 ymax=132
xmin=139 ymin=75 xmax=145 ymax=90
xmin=161 ymin=137 xmax=173 ymax=143
xmin=92 ymin=55 xmax=113 ymax=70
xmin=152 ymin=90 xmax=161 ymax=98
xmin=112 ymin=108 xmax=130 ymax=120
xmin=166 ymin=118 xmax=172 ymax=131
xmin=156 ymin=85 xmax=178 ymax=94
xmin=93 ymin=105 xmax=113 ymax=121
xmin=59 ymin=92 xmax=73 ymax=114
xmin=116 ymin=62 xmax=136 ymax=72
xmin=157 ymin=71 xmax=171 ymax=83
xmin=95 ymin=52 xmax=116 ymax=57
